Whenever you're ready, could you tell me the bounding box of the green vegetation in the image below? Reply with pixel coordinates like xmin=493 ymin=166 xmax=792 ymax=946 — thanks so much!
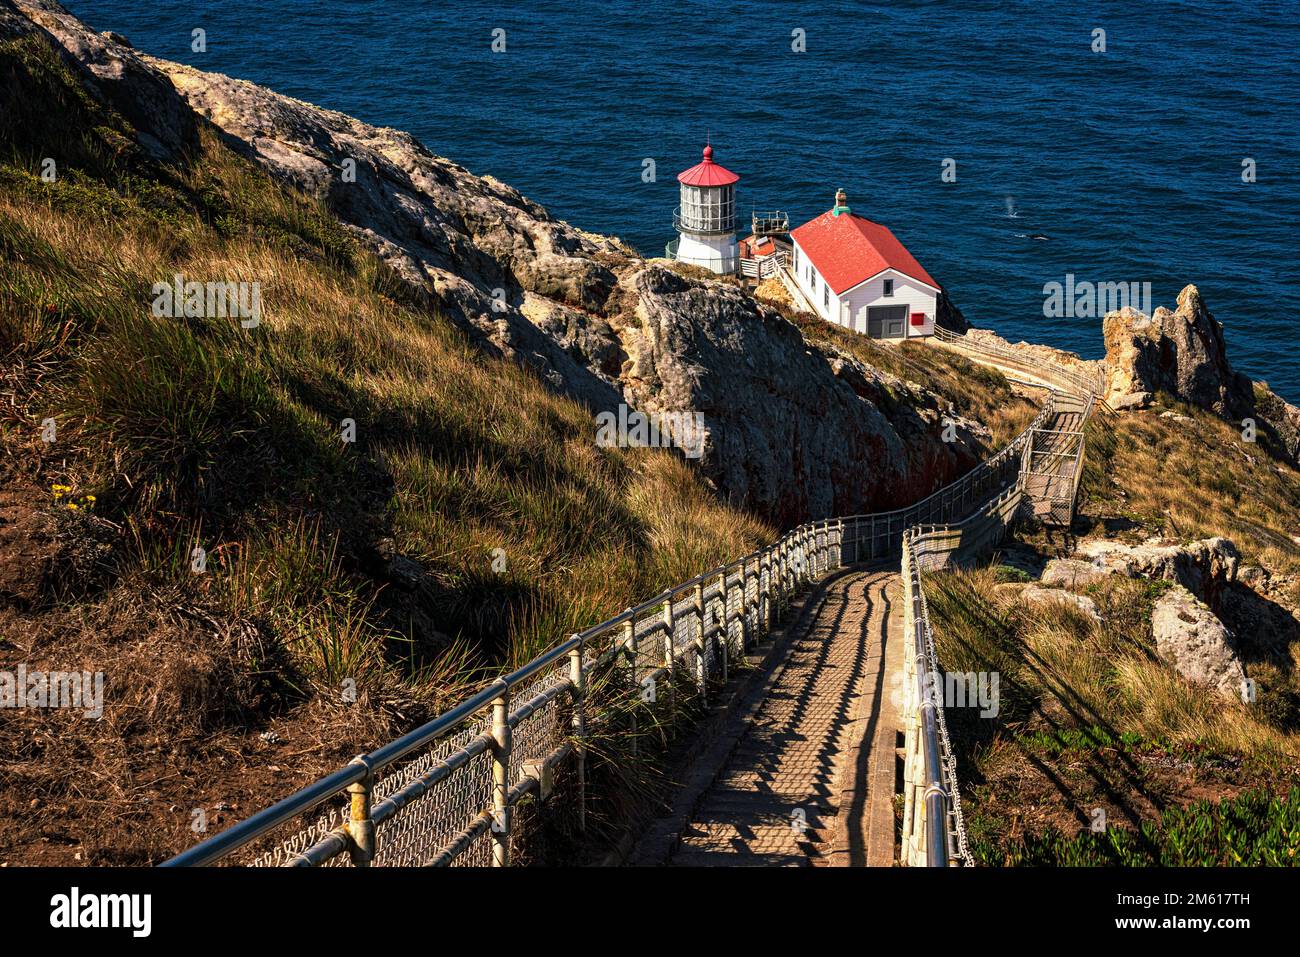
xmin=990 ymin=564 xmax=1033 ymax=584
xmin=1018 ymin=725 xmax=1146 ymax=757
xmin=973 ymin=788 xmax=1300 ymax=866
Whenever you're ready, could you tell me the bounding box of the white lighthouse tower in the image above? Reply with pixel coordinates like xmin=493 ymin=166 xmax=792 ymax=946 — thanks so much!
xmin=669 ymin=143 xmax=739 ymax=275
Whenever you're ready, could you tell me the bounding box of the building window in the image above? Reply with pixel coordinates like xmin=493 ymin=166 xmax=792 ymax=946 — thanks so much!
xmin=823 ymin=286 xmax=829 ymax=309
xmin=793 ymin=247 xmax=799 ymax=270
xmin=883 ymin=278 xmax=894 ymax=297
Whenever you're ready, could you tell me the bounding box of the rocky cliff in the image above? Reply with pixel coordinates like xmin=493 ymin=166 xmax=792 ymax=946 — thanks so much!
xmin=1102 ymin=283 xmax=1300 ymax=462
xmin=6 ymin=0 xmax=984 ymax=525
xmin=1102 ymin=284 xmax=1253 ymax=417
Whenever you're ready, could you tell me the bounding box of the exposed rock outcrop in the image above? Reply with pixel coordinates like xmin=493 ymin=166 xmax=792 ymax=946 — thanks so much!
xmin=1103 ymin=286 xmax=1300 ymax=463
xmin=1238 ymin=565 xmax=1270 ymax=592
xmin=1110 ymin=391 xmax=1153 ymax=411
xmin=3 ymin=0 xmax=198 ymax=163
xmin=935 ymin=289 xmax=970 ymax=333
xmin=1151 ymin=584 xmax=1245 ymax=697
xmin=1253 ymin=383 xmax=1300 ymax=462
xmin=613 ymin=266 xmax=987 ymax=523
xmin=1039 ymin=558 xmax=1114 ymax=589
xmin=1103 ymin=285 xmax=1254 ymax=417
xmin=1077 ymin=536 xmax=1239 ymax=604
xmin=8 ymin=0 xmax=989 ymax=524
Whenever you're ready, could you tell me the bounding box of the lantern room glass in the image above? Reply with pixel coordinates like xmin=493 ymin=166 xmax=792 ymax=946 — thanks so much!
xmin=677 ymin=184 xmax=735 ymax=235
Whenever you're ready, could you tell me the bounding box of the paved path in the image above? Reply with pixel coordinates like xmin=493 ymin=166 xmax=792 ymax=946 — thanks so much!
xmin=667 ymin=568 xmax=903 ymax=866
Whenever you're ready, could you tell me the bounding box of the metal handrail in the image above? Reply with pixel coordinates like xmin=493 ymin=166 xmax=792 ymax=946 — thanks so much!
xmin=933 ymin=326 xmax=1107 ymax=399
xmin=896 ymin=343 xmax=1104 ymax=865
xmin=673 ymin=206 xmax=735 ymax=236
xmin=165 ymin=332 xmax=1104 ymax=869
xmin=751 ymin=210 xmax=790 ymax=235
xmin=900 ymin=482 xmax=1025 ymax=866
xmin=166 ymin=518 xmax=839 ymax=867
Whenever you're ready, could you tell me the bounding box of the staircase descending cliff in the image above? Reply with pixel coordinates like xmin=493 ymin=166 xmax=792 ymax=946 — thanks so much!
xmin=163 ymin=333 xmax=1104 ymax=869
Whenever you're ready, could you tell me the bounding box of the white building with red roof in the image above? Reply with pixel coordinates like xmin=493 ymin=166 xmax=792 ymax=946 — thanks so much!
xmin=789 ymin=189 xmax=939 ymax=338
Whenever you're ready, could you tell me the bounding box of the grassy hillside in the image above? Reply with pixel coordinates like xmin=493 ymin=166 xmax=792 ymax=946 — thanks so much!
xmin=1081 ymin=399 xmax=1300 ymax=589
xmin=928 ymin=397 xmax=1300 ymax=865
xmin=0 ymin=33 xmax=774 ymax=864
xmin=0 ymin=29 xmax=1086 ymax=867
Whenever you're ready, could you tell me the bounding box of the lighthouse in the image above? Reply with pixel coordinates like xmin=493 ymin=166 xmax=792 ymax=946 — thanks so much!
xmin=669 ymin=143 xmax=739 ymax=275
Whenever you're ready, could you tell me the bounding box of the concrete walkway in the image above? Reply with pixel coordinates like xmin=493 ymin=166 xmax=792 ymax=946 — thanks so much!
xmin=666 ymin=567 xmax=903 ymax=866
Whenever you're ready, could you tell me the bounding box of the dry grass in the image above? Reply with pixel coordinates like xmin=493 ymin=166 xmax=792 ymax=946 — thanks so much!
xmin=752 ymin=286 xmax=1038 ymax=448
xmin=1081 ymin=399 xmax=1300 ymax=585
xmin=929 ymin=548 xmax=1300 ymax=860
xmin=0 ymin=33 xmax=774 ymax=863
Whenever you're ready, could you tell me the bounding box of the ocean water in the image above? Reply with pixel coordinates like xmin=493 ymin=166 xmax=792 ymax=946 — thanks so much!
xmin=68 ymin=0 xmax=1300 ymax=401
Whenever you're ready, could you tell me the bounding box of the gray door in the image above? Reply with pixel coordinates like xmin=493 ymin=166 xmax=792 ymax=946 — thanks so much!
xmin=867 ymin=305 xmax=907 ymax=339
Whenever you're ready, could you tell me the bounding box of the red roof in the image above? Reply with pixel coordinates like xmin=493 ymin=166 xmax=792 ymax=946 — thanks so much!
xmin=677 ymin=144 xmax=740 ymax=187
xmin=738 ymin=235 xmax=778 ymax=258
xmin=790 ymin=209 xmax=938 ymax=294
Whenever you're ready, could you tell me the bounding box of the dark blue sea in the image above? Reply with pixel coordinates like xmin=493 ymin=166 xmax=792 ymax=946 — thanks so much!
xmin=69 ymin=1 xmax=1300 ymax=401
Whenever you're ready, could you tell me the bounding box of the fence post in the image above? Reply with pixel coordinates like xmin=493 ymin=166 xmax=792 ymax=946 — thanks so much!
xmin=491 ymin=687 xmax=511 ymax=867
xmin=694 ymin=581 xmax=707 ymax=700
xmin=345 ymin=756 xmax=375 ymax=867
xmin=694 ymin=581 xmax=705 ymax=640
xmin=762 ymin=551 xmax=774 ymax=632
xmin=568 ymin=641 xmax=586 ymax=834
xmin=624 ymin=617 xmax=638 ymax=756
xmin=662 ymin=596 xmax=676 ymax=710
xmin=717 ymin=569 xmax=729 ymax=682
xmin=737 ymin=560 xmax=750 ymax=650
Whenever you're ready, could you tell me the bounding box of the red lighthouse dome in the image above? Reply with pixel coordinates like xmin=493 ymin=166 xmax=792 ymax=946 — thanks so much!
xmin=676 ymin=143 xmax=740 ymax=187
